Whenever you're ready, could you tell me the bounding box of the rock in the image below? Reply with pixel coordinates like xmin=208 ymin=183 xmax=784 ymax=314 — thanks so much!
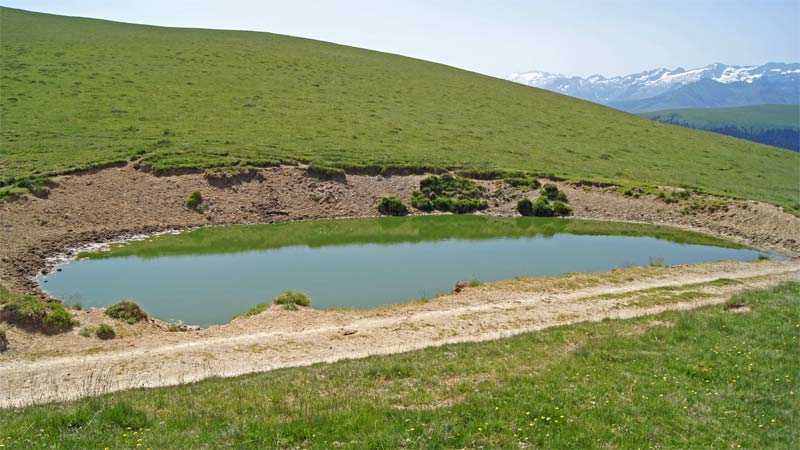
xmin=342 ymin=329 xmax=357 ymax=336
xmin=0 ymin=331 xmax=7 ymax=352
xmin=452 ymin=280 xmax=470 ymax=294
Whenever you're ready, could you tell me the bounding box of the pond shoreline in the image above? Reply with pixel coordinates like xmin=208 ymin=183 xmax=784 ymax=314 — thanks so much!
xmin=36 ymin=216 xmax=772 ymax=326
xmin=2 ymin=164 xmax=798 ymax=300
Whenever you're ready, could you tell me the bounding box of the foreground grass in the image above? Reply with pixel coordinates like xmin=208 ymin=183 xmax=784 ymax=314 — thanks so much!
xmin=2 ymin=283 xmax=797 ymax=449
xmin=2 ymin=8 xmax=798 ymax=210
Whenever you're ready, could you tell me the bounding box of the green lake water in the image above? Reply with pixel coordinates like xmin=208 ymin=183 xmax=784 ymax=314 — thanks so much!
xmin=37 ymin=216 xmax=771 ymax=326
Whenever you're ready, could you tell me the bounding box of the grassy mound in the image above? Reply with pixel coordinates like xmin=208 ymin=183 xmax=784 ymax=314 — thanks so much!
xmin=105 ymin=300 xmax=148 ymax=324
xmin=273 ymin=291 xmax=311 ymax=310
xmin=0 ymin=294 xmax=76 ymax=333
xmin=0 ymin=7 xmax=797 ymax=210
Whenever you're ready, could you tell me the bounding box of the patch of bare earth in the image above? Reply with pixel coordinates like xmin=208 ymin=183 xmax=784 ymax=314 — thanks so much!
xmin=0 ymin=165 xmax=799 ymax=407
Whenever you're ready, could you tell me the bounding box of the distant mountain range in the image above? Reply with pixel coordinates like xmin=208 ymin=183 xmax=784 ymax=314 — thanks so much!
xmin=506 ymin=63 xmax=800 ymax=112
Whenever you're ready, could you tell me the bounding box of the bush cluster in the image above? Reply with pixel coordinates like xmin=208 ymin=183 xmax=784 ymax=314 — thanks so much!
xmin=377 ymin=197 xmax=409 ymax=216
xmin=273 ymin=291 xmax=311 ymax=310
xmin=411 ymin=174 xmax=489 ymax=214
xmin=517 ymin=184 xmax=572 ymax=217
xmin=1 ymin=294 xmax=76 ymax=333
xmin=106 ymin=300 xmax=148 ymax=324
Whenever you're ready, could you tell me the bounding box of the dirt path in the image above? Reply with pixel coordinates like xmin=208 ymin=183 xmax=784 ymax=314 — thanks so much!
xmin=1 ymin=259 xmax=797 ymax=408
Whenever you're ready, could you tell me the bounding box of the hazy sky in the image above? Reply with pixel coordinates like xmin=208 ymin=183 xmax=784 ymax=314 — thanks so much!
xmin=2 ymin=0 xmax=798 ymax=77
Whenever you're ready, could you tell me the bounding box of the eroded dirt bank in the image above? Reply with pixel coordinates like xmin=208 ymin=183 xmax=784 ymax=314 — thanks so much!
xmin=1 ymin=259 xmax=798 ymax=408
xmin=1 ymin=165 xmax=799 ymax=407
xmin=1 ymin=164 xmax=798 ymax=295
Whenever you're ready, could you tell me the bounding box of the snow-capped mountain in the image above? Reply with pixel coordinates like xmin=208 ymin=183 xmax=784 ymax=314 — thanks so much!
xmin=505 ymin=63 xmax=800 ymax=112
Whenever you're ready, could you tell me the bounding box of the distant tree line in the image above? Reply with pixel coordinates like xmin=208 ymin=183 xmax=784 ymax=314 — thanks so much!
xmin=653 ymin=117 xmax=799 ymax=152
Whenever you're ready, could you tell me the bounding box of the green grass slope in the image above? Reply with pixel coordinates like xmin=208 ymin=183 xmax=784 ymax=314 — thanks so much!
xmin=1 ymin=7 xmax=798 ymax=209
xmin=640 ymin=104 xmax=800 ymax=152
xmin=2 ymin=282 xmax=797 ymax=448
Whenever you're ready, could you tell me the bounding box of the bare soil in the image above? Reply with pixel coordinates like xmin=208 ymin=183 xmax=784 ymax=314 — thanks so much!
xmin=1 ymin=165 xmax=799 ymax=407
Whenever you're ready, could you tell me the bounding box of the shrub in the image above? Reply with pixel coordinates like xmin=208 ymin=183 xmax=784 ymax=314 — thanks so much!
xmin=273 ymin=291 xmax=311 ymax=310
xmin=96 ymin=323 xmax=116 ymax=340
xmin=552 ymin=200 xmax=573 ymax=216
xmin=0 ymin=329 xmax=7 ymax=352
xmin=79 ymin=326 xmax=95 ymax=337
xmin=532 ymin=196 xmax=555 ymax=217
xmin=307 ymin=163 xmax=346 ymax=182
xmin=542 ymin=183 xmax=559 ymax=200
xmin=1 ymin=295 xmax=76 ymax=333
xmin=186 ymin=191 xmax=203 ymax=209
xmin=505 ymin=176 xmax=541 ymax=190
xmin=432 ymin=196 xmax=454 ymax=211
xmin=555 ymin=190 xmax=568 ymax=202
xmin=377 ymin=197 xmax=409 ymax=216
xmin=106 ymin=300 xmax=148 ymax=324
xmin=42 ymin=303 xmax=78 ymax=332
xmin=413 ymin=174 xmax=489 ymax=214
xmin=419 ymin=174 xmax=484 ymax=200
xmin=451 ymin=198 xmax=488 ymax=214
xmin=517 ymin=198 xmax=534 ymax=216
xmin=410 ymin=191 xmax=433 ymax=211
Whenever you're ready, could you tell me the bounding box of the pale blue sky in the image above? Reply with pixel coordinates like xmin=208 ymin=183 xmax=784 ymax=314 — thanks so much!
xmin=2 ymin=0 xmax=798 ymax=77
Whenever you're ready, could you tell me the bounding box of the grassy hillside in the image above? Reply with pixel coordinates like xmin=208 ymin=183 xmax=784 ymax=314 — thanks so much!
xmin=1 ymin=8 xmax=798 ymax=210
xmin=640 ymin=105 xmax=800 ymax=151
xmin=2 ymin=282 xmax=797 ymax=448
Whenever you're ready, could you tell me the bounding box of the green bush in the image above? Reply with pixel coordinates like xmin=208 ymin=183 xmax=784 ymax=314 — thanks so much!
xmin=1 ymin=295 xmax=76 ymax=333
xmin=377 ymin=197 xmax=409 ymax=216
xmin=413 ymin=174 xmax=489 ymax=214
xmin=552 ymin=200 xmax=573 ymax=216
xmin=505 ymin=176 xmax=541 ymax=190
xmin=432 ymin=196 xmax=454 ymax=211
xmin=410 ymin=191 xmax=433 ymax=211
xmin=106 ymin=300 xmax=148 ymax=324
xmin=96 ymin=323 xmax=116 ymax=340
xmin=79 ymin=326 xmax=95 ymax=338
xmin=532 ymin=196 xmax=555 ymax=217
xmin=307 ymin=163 xmax=346 ymax=182
xmin=273 ymin=291 xmax=311 ymax=310
xmin=186 ymin=191 xmax=203 ymax=209
xmin=517 ymin=198 xmax=534 ymax=216
xmin=451 ymin=198 xmax=488 ymax=214
xmin=420 ymin=174 xmax=484 ymax=200
xmin=43 ymin=303 xmax=78 ymax=332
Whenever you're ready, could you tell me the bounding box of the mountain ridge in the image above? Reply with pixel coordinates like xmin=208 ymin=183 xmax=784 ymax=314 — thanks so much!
xmin=506 ymin=63 xmax=800 ymax=112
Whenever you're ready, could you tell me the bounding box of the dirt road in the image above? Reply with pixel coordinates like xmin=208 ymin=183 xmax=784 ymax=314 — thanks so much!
xmin=2 ymin=259 xmax=796 ymax=408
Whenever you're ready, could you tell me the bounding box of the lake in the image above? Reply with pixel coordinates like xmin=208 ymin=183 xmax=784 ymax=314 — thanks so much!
xmin=37 ymin=216 xmax=770 ymax=326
